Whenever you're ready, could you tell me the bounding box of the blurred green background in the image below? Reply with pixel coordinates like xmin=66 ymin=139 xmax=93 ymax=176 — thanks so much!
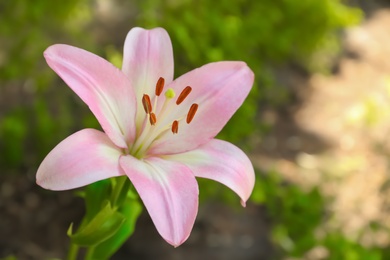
xmin=2 ymin=0 xmax=390 ymax=259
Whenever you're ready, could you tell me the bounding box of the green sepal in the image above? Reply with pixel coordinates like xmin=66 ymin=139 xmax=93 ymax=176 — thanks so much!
xmin=84 ymin=179 xmax=112 ymax=222
xmin=91 ymin=192 xmax=142 ymax=259
xmin=68 ymin=201 xmax=125 ymax=246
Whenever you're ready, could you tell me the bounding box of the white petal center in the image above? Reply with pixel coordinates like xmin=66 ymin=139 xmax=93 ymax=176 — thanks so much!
xmin=129 ymin=77 xmax=199 ymax=158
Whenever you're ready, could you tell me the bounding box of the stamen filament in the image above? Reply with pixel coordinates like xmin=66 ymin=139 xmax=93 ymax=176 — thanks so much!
xmin=151 ymin=89 xmax=176 ymax=130
xmin=176 ymin=86 xmax=192 ymax=105
xmin=141 ymin=101 xmax=196 ymax=153
xmin=186 ymin=103 xmax=198 ymax=123
xmin=136 ymin=124 xmax=173 ymax=156
xmin=132 ymin=85 xmax=200 ymax=158
xmin=132 ymin=91 xmax=174 ymax=155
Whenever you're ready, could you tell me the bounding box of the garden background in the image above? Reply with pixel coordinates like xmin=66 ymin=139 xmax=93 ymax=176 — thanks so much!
xmin=1 ymin=0 xmax=390 ymax=259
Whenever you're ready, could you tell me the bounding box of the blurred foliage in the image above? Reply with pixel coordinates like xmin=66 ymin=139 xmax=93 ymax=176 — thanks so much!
xmin=252 ymin=170 xmax=390 ymax=259
xmin=4 ymin=0 xmax=389 ymax=259
xmin=253 ymin=170 xmax=324 ymax=257
xmin=136 ymin=0 xmax=362 ymax=143
xmin=0 ymin=0 xmax=362 ymax=171
xmin=0 ymin=0 xmax=91 ymax=80
xmin=0 ymin=0 xmax=94 ymax=170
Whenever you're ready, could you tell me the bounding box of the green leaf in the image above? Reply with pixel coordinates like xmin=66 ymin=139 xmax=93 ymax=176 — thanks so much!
xmin=91 ymin=195 xmax=142 ymax=259
xmin=69 ymin=201 xmax=125 ymax=246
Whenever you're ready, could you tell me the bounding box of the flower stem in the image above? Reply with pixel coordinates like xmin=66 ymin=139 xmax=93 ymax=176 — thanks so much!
xmin=110 ymin=176 xmax=128 ymax=207
xmin=85 ymin=246 xmax=96 ymax=260
xmin=66 ymin=177 xmax=134 ymax=259
xmin=67 ymin=242 xmax=79 ymax=260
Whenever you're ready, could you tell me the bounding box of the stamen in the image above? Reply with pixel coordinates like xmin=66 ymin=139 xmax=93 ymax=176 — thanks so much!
xmin=186 ymin=103 xmax=198 ymax=124
xmin=172 ymin=120 xmax=179 ymax=134
xmin=142 ymin=94 xmax=152 ymax=114
xmin=176 ymin=86 xmax=192 ymax=105
xmin=149 ymin=113 xmax=157 ymax=125
xmin=155 ymin=77 xmax=165 ymax=96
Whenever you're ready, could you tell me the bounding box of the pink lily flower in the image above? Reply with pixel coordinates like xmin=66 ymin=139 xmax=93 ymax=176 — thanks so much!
xmin=37 ymin=27 xmax=255 ymax=247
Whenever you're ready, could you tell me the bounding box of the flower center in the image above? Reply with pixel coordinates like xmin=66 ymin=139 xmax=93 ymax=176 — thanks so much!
xmin=130 ymin=77 xmax=198 ymax=158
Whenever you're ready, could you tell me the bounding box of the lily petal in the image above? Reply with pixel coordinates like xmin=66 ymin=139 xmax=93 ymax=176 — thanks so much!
xmin=44 ymin=44 xmax=136 ymax=148
xmin=119 ymin=155 xmax=198 ymax=247
xmin=149 ymin=61 xmax=254 ymax=155
xmin=165 ymin=139 xmax=255 ymax=207
xmin=122 ymin=27 xmax=174 ymax=131
xmin=37 ymin=129 xmax=123 ymax=190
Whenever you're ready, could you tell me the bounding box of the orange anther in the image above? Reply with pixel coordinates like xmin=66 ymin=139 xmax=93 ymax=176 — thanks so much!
xmin=149 ymin=113 xmax=157 ymax=125
xmin=171 ymin=120 xmax=179 ymax=134
xmin=155 ymin=77 xmax=165 ymax=96
xmin=186 ymin=103 xmax=198 ymax=124
xmin=142 ymin=94 xmax=152 ymax=114
xmin=176 ymin=86 xmax=192 ymax=105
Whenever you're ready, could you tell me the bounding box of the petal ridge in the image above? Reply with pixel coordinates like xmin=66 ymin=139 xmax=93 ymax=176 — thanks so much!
xmin=122 ymin=27 xmax=174 ymax=133
xmin=37 ymin=129 xmax=123 ymax=190
xmin=119 ymin=155 xmax=198 ymax=246
xmin=165 ymin=139 xmax=255 ymax=206
xmin=149 ymin=61 xmax=254 ymax=155
xmin=44 ymin=44 xmax=137 ymax=148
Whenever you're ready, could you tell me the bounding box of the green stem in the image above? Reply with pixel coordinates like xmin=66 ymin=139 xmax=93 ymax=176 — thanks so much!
xmin=67 ymin=242 xmax=79 ymax=260
xmin=85 ymin=246 xmax=96 ymax=260
xmin=110 ymin=176 xmax=129 ymax=207
xmin=67 ymin=177 xmax=133 ymax=259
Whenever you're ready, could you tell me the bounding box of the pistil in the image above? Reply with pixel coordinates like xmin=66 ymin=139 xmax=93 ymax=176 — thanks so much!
xmin=131 ymin=78 xmax=200 ymax=157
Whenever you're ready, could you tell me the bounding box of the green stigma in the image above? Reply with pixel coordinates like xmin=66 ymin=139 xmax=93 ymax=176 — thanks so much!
xmin=165 ymin=88 xmax=176 ymax=99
